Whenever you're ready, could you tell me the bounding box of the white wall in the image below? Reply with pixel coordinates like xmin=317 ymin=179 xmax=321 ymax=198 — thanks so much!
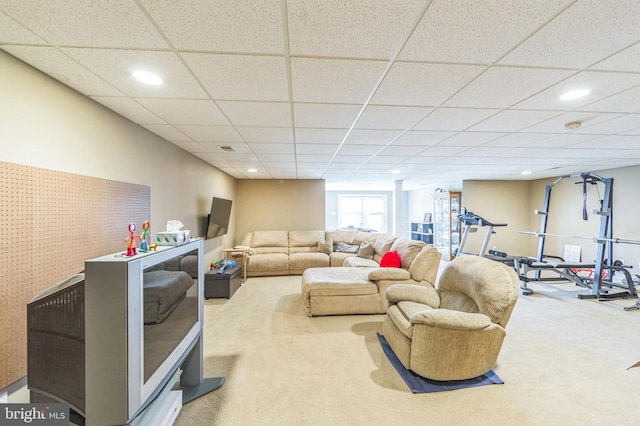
xmin=0 ymin=50 xmax=237 ymax=264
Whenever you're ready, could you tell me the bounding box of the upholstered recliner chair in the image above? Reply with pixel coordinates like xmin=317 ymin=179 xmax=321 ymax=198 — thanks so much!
xmin=382 ymin=255 xmax=520 ymax=381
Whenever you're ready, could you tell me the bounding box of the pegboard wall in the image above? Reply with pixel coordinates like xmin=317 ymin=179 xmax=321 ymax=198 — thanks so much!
xmin=0 ymin=161 xmax=150 ymax=390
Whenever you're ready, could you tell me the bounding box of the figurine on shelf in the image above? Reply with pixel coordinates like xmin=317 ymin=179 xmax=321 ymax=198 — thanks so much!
xmin=124 ymin=222 xmax=141 ymax=257
xmin=139 ymin=220 xmax=151 ymax=252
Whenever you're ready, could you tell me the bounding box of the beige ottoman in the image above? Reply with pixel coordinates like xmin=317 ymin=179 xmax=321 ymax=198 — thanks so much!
xmin=301 ymin=267 xmax=382 ymax=317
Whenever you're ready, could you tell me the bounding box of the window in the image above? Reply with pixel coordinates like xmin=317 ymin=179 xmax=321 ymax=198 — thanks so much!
xmin=338 ymin=194 xmax=388 ymax=233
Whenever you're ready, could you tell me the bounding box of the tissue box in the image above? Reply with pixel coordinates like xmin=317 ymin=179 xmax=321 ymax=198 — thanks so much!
xmin=156 ymin=230 xmax=190 ymax=246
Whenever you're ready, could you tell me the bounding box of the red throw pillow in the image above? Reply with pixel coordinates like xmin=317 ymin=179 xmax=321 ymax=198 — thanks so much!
xmin=379 ymin=250 xmax=401 ymax=268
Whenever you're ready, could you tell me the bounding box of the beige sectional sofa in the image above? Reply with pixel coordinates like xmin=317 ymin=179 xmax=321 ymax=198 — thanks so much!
xmin=238 ymin=230 xmax=397 ymax=277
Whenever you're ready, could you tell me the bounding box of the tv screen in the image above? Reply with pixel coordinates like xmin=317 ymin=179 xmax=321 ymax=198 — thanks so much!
xmin=206 ymin=197 xmax=232 ymax=239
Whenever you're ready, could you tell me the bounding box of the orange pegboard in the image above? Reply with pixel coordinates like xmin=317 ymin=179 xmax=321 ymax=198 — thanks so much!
xmin=0 ymin=161 xmax=150 ymax=390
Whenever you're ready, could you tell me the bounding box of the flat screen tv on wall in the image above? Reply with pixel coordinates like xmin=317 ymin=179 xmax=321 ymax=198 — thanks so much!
xmin=206 ymin=197 xmax=232 ymax=239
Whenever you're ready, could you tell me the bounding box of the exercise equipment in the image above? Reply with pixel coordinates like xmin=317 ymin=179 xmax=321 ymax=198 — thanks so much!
xmin=456 ymin=209 xmax=508 ymax=258
xmin=519 ymin=172 xmax=639 ymax=305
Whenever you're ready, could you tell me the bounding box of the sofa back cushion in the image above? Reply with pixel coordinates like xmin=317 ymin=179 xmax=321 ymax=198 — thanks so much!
xmin=353 ymin=231 xmax=383 ymax=246
xmin=407 ymin=246 xmax=441 ymax=285
xmin=390 ymin=238 xmax=426 ymax=269
xmin=326 ymin=230 xmax=357 ymax=245
xmin=289 ymin=230 xmax=325 ymax=254
xmin=372 ymin=235 xmax=398 ymax=263
xmin=250 ymin=230 xmax=289 ymax=254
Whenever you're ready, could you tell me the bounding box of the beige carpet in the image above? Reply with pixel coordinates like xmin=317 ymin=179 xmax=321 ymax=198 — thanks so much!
xmin=175 ymin=271 xmax=640 ymax=426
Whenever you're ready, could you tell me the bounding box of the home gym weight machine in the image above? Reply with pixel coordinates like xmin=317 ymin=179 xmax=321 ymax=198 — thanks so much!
xmin=456 ymin=208 xmax=509 ymax=259
xmin=518 ymin=172 xmax=639 ymax=308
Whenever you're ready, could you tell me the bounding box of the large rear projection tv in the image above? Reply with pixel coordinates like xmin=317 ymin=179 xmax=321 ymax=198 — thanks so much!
xmin=206 ymin=197 xmax=232 ymax=239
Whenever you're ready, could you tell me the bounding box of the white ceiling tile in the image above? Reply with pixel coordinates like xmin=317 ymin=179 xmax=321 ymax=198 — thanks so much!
xmin=181 ymin=53 xmax=289 ymax=101
xmin=295 ymin=128 xmax=349 ymax=144
xmin=293 ymin=103 xmax=362 ymax=128
xmin=296 ymin=144 xmax=340 ymax=155
xmin=355 ymin=105 xmax=432 ymax=130
xmin=371 ymin=62 xmax=484 ymax=106
xmin=592 ymin=42 xmax=640 ymax=72
xmin=345 ymin=129 xmax=403 ymax=144
xmin=339 ymin=144 xmax=385 ymax=155
xmin=438 ymin=132 xmax=507 ymax=147
xmin=248 ymin=143 xmax=294 ymax=154
xmin=61 ymin=48 xmax=207 ymax=99
xmin=296 ymin=154 xmax=334 ymax=163
xmin=445 ymin=66 xmax=574 ymax=108
xmin=287 ymin=0 xmax=425 ymax=59
xmin=0 ymin=10 xmax=46 ymax=44
xmin=139 ymin=0 xmax=283 ymax=53
xmin=531 ymin=133 xmax=602 ymax=148
xmin=171 ymin=141 xmax=206 ymax=153
xmin=2 ymin=45 xmax=123 ymax=96
xmin=572 ymin=114 xmax=640 ymax=135
xmin=196 ymin=142 xmax=252 ymax=153
xmin=236 ymin=127 xmax=293 ymax=143
xmin=416 ymin=146 xmax=470 ymax=157
xmin=137 ymin=99 xmax=229 ymax=126
xmin=522 ymin=112 xmax=623 ymax=134
xmin=394 ymin=131 xmax=455 ymax=146
xmin=379 ymin=145 xmax=427 ymax=156
xmin=499 ymin=0 xmax=640 ymax=68
xmin=399 ymin=0 xmax=570 ymax=63
xmin=256 ymin=153 xmax=295 ymax=162
xmin=142 ymin=124 xmax=190 ymax=141
xmin=571 ymin=135 xmax=640 ymax=150
xmin=578 ymin=86 xmax=640 ymax=114
xmin=291 ymin=58 xmax=387 ymax=103
xmin=469 ymin=110 xmax=562 ymax=132
xmin=217 ymin=101 xmax=291 ymax=127
xmin=514 ymin=71 xmax=640 ymax=111
xmin=413 ymin=108 xmax=500 ymax=131
xmin=458 ymin=146 xmax=512 ymax=157
xmin=175 ymin=125 xmax=243 ymax=143
xmin=92 ymin=96 xmax=165 ymax=124
xmin=332 ymin=155 xmax=371 ymax=163
xmin=484 ymin=133 xmax=552 ymax=147
xmin=1 ymin=0 xmax=169 ymax=48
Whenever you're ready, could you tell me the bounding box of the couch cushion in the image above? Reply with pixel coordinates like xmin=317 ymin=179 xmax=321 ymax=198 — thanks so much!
xmin=251 ymin=230 xmax=289 ymax=248
xmin=302 ymin=267 xmax=378 ymax=297
xmin=289 ymin=230 xmax=325 ymax=252
xmin=343 ymin=256 xmax=379 ymax=267
xmin=356 ymin=241 xmax=374 ymax=259
xmin=407 ymin=246 xmax=441 ymax=284
xmin=246 ymin=253 xmax=289 ymax=275
xmin=390 ymin=238 xmax=426 ymax=269
xmin=317 ymin=236 xmax=333 ymax=254
xmin=329 ymin=252 xmax=355 ymax=267
xmin=373 ymin=235 xmax=397 ymax=261
xmin=353 ymin=231 xmax=384 ymax=246
xmin=290 ymin=252 xmax=330 ymax=273
xmin=326 ymin=230 xmax=357 ymax=245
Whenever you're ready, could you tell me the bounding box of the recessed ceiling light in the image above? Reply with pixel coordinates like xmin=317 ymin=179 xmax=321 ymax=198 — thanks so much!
xmin=248 ymin=168 xmax=257 ymax=173
xmin=521 ymin=171 xmax=532 ymax=175
xmin=133 ymin=70 xmax=162 ymax=85
xmin=391 ymin=169 xmax=400 ymax=174
xmin=560 ymin=89 xmax=590 ymax=101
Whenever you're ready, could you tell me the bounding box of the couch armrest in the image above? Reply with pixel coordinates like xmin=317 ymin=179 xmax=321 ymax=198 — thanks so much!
xmin=368 ymin=268 xmax=411 ymax=281
xmin=410 ymin=309 xmax=492 ymax=330
xmin=385 ymin=283 xmax=439 ymax=308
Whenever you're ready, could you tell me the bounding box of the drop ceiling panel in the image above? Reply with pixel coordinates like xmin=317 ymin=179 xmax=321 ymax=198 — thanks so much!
xmin=295 ymin=128 xmax=349 ymax=144
xmin=371 ymin=62 xmax=485 ymax=106
xmin=175 ymin=125 xmax=243 ymax=143
xmin=413 ymin=108 xmax=500 ymax=131
xmin=287 ymin=0 xmax=426 ymax=59
xmin=344 ymin=129 xmax=403 ymax=144
xmin=136 ymin=99 xmax=229 ymax=126
xmin=591 ymin=42 xmax=640 ymax=72
xmin=578 ymin=86 xmax=640 ymax=114
xmin=236 ymin=127 xmax=293 ymax=143
xmin=92 ymin=97 xmax=166 ymax=124
xmin=532 ymin=133 xmax=604 ymax=148
xmin=484 ymin=133 xmax=551 ymax=147
xmin=522 ymin=112 xmax=622 ymax=133
xmin=290 ymin=58 xmax=387 ymax=104
xmin=498 ymin=0 xmax=640 ymax=68
xmin=0 ymin=0 xmax=170 ymax=48
xmin=248 ymin=143 xmax=295 ymax=154
xmin=61 ymin=48 xmax=207 ymax=99
xmin=399 ymin=0 xmax=570 ymax=63
xmin=217 ymin=101 xmax=291 ymax=127
xmin=393 ymin=131 xmax=455 ymax=146
xmin=468 ymin=110 xmax=562 ymax=132
xmin=0 ymin=11 xmax=46 ymax=44
xmin=296 ymin=144 xmax=340 ymax=155
xmin=293 ymin=103 xmax=361 ymax=128
xmin=514 ymin=71 xmax=640 ymax=111
xmin=445 ymin=66 xmax=574 ymax=108
xmin=355 ymin=106 xmax=432 ymax=130
xmin=437 ymin=132 xmax=507 ymax=146
xmin=572 ymin=114 xmax=640 ymax=135
xmin=339 ymin=144 xmax=386 ymax=155
xmin=181 ymin=53 xmax=289 ymax=101
xmin=141 ymin=124 xmax=190 ymax=141
xmin=139 ymin=0 xmax=283 ymax=53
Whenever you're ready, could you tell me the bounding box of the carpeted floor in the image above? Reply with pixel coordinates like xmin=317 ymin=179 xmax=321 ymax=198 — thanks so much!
xmin=174 ymin=271 xmax=640 ymax=426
